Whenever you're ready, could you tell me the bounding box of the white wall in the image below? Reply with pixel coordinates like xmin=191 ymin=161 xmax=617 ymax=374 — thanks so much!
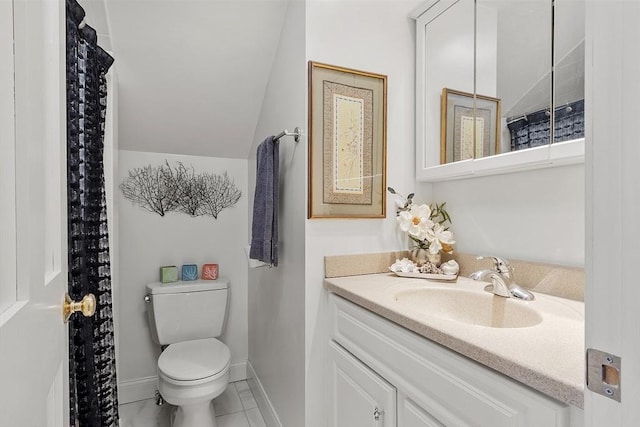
xmin=117 ymin=150 xmax=248 ymax=402
xmin=246 ymin=2 xmax=306 ymax=426
xmin=305 ymin=1 xmax=426 ymax=426
xmin=432 ymin=164 xmax=584 ymax=266
xmin=79 ymin=0 xmax=112 ymax=51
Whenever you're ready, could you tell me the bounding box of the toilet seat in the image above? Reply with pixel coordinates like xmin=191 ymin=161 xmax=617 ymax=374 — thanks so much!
xmin=159 ymin=338 xmax=231 ymax=384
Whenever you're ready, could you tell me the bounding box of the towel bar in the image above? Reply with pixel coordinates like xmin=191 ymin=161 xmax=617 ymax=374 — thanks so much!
xmin=274 ymin=126 xmax=303 ymax=142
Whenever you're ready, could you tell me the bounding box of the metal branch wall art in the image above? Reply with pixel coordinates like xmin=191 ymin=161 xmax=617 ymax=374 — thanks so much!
xmin=120 ymin=161 xmax=242 ymax=218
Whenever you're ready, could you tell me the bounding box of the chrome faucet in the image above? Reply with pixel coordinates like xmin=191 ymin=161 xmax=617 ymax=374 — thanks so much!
xmin=470 ymin=256 xmax=535 ymax=300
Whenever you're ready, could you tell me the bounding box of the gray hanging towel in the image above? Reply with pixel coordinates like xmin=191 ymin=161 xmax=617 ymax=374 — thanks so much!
xmin=250 ymin=136 xmax=279 ymax=266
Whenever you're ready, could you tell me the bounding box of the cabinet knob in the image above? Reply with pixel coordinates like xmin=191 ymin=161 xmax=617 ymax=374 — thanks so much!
xmin=373 ymin=407 xmax=384 ymax=421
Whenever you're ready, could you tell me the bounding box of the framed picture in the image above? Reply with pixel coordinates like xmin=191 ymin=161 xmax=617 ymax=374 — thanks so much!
xmin=440 ymin=88 xmax=501 ymax=164
xmin=308 ymin=61 xmax=387 ymax=219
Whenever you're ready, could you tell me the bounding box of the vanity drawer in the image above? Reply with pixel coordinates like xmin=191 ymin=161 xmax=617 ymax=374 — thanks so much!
xmin=329 ymin=293 xmax=570 ymax=427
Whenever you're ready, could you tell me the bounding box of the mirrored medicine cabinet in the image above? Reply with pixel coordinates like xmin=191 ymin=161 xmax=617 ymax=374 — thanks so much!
xmin=412 ymin=0 xmax=585 ymax=181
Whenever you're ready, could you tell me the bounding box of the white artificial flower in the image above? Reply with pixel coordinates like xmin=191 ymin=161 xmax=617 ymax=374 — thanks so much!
xmin=394 ymin=195 xmax=405 ymax=209
xmin=425 ymin=222 xmax=455 ymax=254
xmin=397 ymin=204 xmax=434 ymax=241
xmin=389 ymin=257 xmax=418 ymax=273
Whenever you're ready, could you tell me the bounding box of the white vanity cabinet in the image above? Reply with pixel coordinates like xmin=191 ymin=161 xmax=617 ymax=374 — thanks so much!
xmin=398 ymin=393 xmax=444 ymax=427
xmin=329 ymin=341 xmax=396 ymax=427
xmin=329 ymin=293 xmax=575 ymax=427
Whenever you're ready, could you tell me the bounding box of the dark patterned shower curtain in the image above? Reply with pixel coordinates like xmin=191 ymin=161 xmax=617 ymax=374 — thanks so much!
xmin=66 ymin=0 xmax=118 ymax=425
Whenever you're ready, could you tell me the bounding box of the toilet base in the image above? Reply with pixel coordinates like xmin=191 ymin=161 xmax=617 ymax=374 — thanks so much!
xmin=156 ymin=339 xmax=231 ymax=427
xmin=158 ymin=364 xmax=229 ymax=427
xmin=173 ymin=401 xmax=217 ymax=427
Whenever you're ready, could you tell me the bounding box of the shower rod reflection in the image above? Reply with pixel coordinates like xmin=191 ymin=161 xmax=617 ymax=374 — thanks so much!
xmin=274 ymin=127 xmax=303 ymax=143
xmin=506 ymin=115 xmax=528 ymax=125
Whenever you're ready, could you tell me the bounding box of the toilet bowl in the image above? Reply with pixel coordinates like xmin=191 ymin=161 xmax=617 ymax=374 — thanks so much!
xmin=145 ymin=279 xmax=232 ymax=427
xmin=157 ymin=338 xmax=231 ymax=427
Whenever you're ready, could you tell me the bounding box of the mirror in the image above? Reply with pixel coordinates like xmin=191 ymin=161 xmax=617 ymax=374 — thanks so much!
xmin=554 ymin=0 xmax=585 ymax=145
xmin=414 ymin=0 xmax=585 ymax=180
xmin=478 ymin=0 xmax=552 ymax=156
xmin=418 ymin=0 xmax=475 ymax=172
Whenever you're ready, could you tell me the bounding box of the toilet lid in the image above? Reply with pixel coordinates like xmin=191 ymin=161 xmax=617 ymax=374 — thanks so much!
xmin=159 ymin=338 xmax=231 ymax=381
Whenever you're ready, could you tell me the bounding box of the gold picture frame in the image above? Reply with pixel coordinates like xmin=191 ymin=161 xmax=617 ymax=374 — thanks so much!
xmin=440 ymin=88 xmax=501 ymax=164
xmin=308 ymin=61 xmax=387 ymax=219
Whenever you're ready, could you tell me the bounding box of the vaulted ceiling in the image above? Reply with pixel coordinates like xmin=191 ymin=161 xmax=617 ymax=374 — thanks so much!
xmin=85 ymin=0 xmax=289 ymax=159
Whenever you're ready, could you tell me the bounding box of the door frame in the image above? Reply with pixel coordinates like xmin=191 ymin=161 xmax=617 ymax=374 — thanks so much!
xmin=584 ymin=0 xmax=640 ymax=424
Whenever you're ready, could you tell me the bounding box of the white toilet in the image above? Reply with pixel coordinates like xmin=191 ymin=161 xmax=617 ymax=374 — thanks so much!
xmin=145 ymin=279 xmax=231 ymax=427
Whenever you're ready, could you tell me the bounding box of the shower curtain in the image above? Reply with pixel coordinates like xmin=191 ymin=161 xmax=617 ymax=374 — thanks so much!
xmin=66 ymin=0 xmax=118 ymax=425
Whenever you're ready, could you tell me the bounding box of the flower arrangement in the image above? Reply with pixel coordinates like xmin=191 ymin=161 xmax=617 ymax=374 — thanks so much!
xmin=388 ymin=187 xmax=455 ymax=264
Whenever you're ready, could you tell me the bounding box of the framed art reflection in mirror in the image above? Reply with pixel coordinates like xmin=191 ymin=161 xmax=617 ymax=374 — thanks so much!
xmin=441 ymin=88 xmax=500 ymax=164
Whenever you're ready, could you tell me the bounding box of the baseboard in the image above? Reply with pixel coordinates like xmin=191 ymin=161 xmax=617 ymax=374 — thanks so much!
xmin=118 ymin=360 xmax=248 ymax=405
xmin=118 ymin=376 xmax=157 ymax=405
xmin=247 ymin=361 xmax=282 ymax=427
xmin=229 ymin=360 xmax=247 ymax=383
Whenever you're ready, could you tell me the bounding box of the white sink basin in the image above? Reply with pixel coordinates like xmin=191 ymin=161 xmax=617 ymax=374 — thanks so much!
xmin=394 ymin=288 xmax=543 ymax=328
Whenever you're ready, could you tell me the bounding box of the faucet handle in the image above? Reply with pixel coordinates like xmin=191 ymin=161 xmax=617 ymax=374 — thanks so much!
xmin=476 ymin=256 xmax=513 ymax=275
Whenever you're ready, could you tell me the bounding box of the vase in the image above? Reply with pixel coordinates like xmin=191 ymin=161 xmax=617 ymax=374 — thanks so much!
xmin=411 ymin=248 xmax=428 ymax=266
xmin=427 ymin=251 xmax=441 ymax=267
xmin=412 ymin=248 xmax=442 ymax=267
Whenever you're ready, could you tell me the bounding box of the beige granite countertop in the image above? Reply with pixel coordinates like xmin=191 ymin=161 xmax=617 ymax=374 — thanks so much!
xmin=325 ymin=273 xmax=585 ymax=408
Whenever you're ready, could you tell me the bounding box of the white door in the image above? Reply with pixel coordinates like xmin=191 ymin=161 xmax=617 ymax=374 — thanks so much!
xmin=585 ymin=1 xmax=640 ymax=425
xmin=329 ymin=341 xmax=397 ymax=427
xmin=0 ymin=0 xmax=70 ymax=425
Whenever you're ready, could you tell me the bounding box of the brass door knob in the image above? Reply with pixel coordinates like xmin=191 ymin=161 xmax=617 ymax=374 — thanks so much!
xmin=63 ymin=293 xmax=96 ymax=323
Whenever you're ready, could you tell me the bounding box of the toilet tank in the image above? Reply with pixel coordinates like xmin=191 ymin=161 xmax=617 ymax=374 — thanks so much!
xmin=145 ymin=279 xmax=229 ymax=345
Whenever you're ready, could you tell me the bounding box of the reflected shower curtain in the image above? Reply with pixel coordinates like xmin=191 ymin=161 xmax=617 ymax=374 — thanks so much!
xmin=66 ymin=0 xmax=118 ymax=425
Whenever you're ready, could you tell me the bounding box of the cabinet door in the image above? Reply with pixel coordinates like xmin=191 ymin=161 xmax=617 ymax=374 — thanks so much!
xmin=398 ymin=394 xmax=444 ymax=427
xmin=329 ymin=341 xmax=396 ymax=427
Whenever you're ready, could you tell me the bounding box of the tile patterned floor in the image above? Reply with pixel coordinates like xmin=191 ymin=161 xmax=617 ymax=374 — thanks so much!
xmin=119 ymin=380 xmax=266 ymax=427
